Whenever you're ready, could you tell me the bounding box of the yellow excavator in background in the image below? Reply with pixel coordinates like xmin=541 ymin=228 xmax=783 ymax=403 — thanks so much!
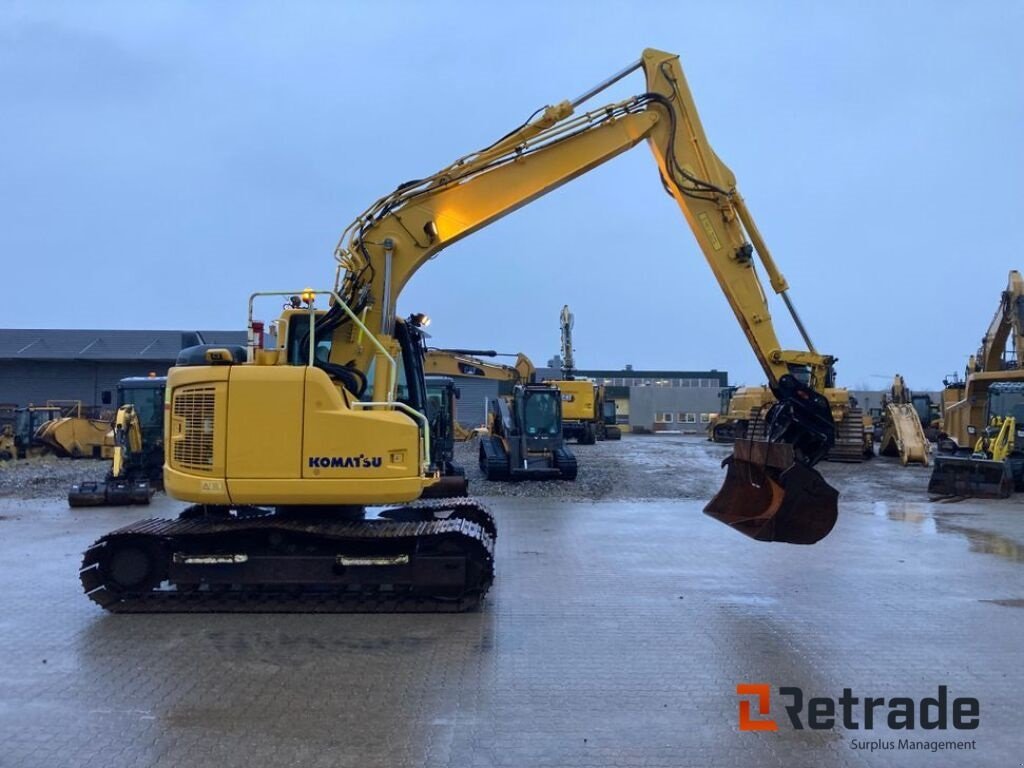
xmin=708 ymin=385 xmax=871 ymax=461
xmin=547 ymin=305 xmax=621 ymax=444
xmin=425 ymin=347 xmax=578 ymax=476
xmin=424 ymin=348 xmax=536 ymax=439
xmin=424 ymin=348 xmax=534 ymax=386
xmin=82 ymin=48 xmax=847 ymax=614
xmin=68 ymin=377 xmax=168 ymax=507
xmin=878 ymin=375 xmax=931 ymax=466
xmin=930 ymin=270 xmax=1024 ymax=497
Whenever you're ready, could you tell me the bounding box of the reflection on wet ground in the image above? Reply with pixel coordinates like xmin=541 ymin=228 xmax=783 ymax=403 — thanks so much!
xmin=867 ymin=501 xmax=1024 ymax=564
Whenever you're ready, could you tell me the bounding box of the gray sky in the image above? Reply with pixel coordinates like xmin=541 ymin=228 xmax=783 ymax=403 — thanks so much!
xmin=2 ymin=1 xmax=1021 ymax=389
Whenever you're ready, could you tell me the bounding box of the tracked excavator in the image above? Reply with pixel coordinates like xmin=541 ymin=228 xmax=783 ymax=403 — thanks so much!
xmin=930 ymin=270 xmax=1024 ymax=497
xmin=424 ymin=348 xmax=535 ymax=386
xmin=424 ymin=347 xmax=573 ymax=478
xmin=547 ymin=305 xmax=621 ymax=443
xmin=81 ymin=48 xmax=846 ymax=614
xmin=878 ymin=375 xmax=931 ymax=466
xmin=708 ymin=385 xmax=870 ymax=460
xmin=424 ymin=348 xmax=536 ymax=441
xmin=68 ymin=377 xmax=168 ymax=507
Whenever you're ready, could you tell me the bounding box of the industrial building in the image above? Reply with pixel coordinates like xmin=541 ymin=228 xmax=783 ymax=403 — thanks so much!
xmin=0 ymin=329 xmax=246 ymax=407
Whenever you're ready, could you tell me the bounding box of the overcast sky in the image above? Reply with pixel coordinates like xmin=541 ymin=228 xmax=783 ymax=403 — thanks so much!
xmin=2 ymin=2 xmax=1021 ymax=389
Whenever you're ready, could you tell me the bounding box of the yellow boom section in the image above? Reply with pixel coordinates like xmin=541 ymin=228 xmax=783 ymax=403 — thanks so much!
xmin=330 ymin=48 xmax=835 ymax=403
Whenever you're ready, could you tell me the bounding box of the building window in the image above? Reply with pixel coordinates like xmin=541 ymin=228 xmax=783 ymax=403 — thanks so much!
xmin=655 ymin=412 xmax=673 ymax=423
xmin=682 ymin=412 xmax=697 ymax=424
xmin=700 ymin=413 xmax=711 ymax=423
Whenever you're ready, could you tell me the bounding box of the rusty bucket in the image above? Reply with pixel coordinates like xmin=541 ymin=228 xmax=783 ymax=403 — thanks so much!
xmin=704 ymin=440 xmax=839 ymax=545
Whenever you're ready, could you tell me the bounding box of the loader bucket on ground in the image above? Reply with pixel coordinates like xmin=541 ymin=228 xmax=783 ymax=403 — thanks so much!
xmin=67 ymin=478 xmax=153 ymax=508
xmin=927 ymin=455 xmax=1013 ymax=499
xmin=703 ymin=440 xmax=839 ymax=545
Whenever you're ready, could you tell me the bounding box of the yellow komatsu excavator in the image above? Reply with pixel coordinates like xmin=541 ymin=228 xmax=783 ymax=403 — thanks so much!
xmin=930 ymin=270 xmax=1024 ymax=497
xmin=81 ymin=48 xmax=844 ymax=614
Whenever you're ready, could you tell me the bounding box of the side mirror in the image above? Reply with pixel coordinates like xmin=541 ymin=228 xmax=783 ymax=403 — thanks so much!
xmin=101 ymin=391 xmax=112 ymax=406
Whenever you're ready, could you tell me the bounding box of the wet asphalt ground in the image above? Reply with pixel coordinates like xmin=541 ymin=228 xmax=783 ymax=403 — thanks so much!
xmin=0 ymin=435 xmax=1020 ymax=767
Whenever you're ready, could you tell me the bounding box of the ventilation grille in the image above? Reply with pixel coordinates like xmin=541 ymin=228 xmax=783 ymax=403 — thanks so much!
xmin=172 ymin=386 xmax=216 ymax=471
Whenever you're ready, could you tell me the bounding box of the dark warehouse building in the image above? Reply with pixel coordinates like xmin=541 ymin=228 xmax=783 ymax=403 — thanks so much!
xmin=0 ymin=329 xmax=246 ymax=407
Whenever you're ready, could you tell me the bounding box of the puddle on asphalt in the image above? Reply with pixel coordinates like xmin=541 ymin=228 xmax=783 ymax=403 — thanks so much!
xmin=870 ymin=502 xmax=1024 ymax=563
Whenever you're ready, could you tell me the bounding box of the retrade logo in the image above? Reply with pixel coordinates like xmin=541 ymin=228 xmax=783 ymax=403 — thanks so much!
xmin=736 ymin=684 xmax=979 ymax=732
xmin=737 ymin=684 xmax=778 ymax=731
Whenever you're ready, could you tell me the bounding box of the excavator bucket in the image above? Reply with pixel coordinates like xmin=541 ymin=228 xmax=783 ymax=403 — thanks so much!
xmin=68 ymin=477 xmax=153 ymax=508
xmin=704 ymin=440 xmax=839 ymax=544
xmin=927 ymin=455 xmax=1013 ymax=499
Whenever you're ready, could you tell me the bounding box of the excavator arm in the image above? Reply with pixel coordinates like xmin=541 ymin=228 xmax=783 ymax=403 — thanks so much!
xmin=425 ymin=349 xmax=535 ymax=384
xmin=329 ymin=50 xmax=834 ymax=400
xmin=310 ymin=48 xmax=841 ymax=543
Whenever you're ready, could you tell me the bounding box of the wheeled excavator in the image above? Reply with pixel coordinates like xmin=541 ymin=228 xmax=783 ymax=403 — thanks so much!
xmin=81 ymin=48 xmax=846 ymax=614
xmin=547 ymin=305 xmax=621 ymax=444
xmin=930 ymin=270 xmax=1024 ymax=497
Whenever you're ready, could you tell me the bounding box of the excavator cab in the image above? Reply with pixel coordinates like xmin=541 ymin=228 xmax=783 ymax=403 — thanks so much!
xmin=704 ymin=375 xmax=840 ymax=545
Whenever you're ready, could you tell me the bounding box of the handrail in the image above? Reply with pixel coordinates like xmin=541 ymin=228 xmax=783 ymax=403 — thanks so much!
xmin=247 ymin=289 xmax=430 ymax=475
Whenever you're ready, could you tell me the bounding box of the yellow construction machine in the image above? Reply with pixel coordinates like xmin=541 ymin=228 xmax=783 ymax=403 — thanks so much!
xmin=81 ymin=48 xmax=849 ymax=613
xmin=424 ymin=347 xmax=535 ymax=440
xmin=34 ymin=401 xmax=111 ymax=459
xmin=930 ymin=270 xmax=1024 ymax=497
xmin=878 ymin=375 xmax=931 ymax=466
xmin=479 ymin=382 xmax=578 ymax=481
xmin=8 ymin=405 xmax=64 ymax=459
xmin=424 ymin=348 xmax=534 ymax=386
xmin=547 ymin=305 xmax=621 ymax=444
xmin=426 ymin=347 xmax=576 ymax=477
xmin=708 ymin=384 xmax=871 ymax=461
xmin=68 ymin=377 xmax=168 ymax=507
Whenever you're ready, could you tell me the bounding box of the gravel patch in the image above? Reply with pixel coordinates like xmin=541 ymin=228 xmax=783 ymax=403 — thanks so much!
xmin=0 ymin=456 xmax=108 ymax=500
xmin=0 ymin=434 xmax=952 ymax=506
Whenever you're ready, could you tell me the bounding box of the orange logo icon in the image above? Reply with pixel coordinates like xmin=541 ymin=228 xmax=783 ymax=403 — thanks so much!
xmin=737 ymin=683 xmax=779 ymax=731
